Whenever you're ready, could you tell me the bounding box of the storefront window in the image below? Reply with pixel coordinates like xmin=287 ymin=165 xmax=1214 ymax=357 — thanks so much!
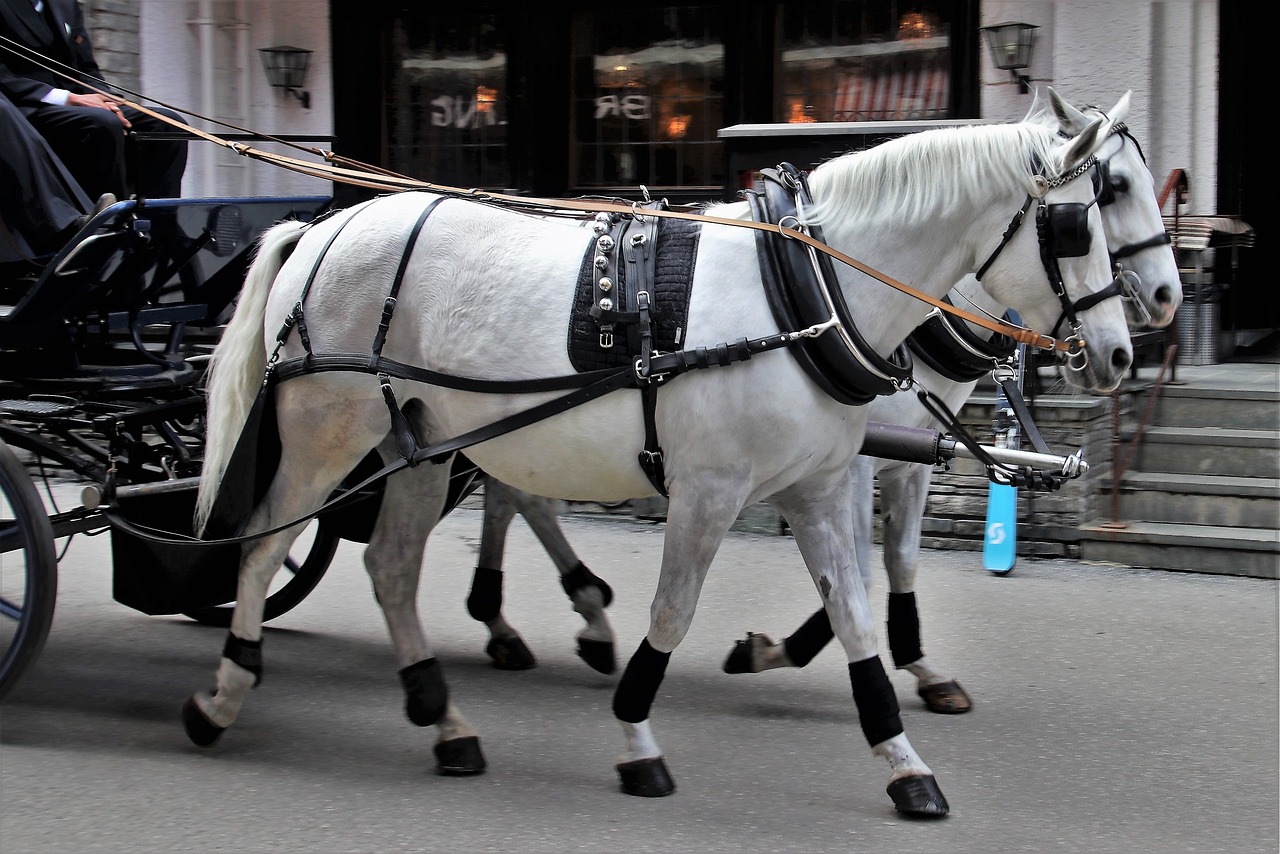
xmin=780 ymin=2 xmax=951 ymax=123
xmin=570 ymin=7 xmax=723 ymax=191
xmin=386 ymin=14 xmax=510 ymax=189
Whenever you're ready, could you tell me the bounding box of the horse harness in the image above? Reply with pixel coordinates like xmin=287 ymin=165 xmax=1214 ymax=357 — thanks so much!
xmin=217 ymin=146 xmax=1108 ymax=540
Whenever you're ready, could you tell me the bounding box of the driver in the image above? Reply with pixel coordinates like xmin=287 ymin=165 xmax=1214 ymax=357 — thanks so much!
xmin=0 ymin=91 xmax=113 ymax=260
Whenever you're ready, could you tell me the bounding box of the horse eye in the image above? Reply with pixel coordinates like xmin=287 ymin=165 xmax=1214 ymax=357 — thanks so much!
xmin=1110 ymin=175 xmax=1129 ymax=194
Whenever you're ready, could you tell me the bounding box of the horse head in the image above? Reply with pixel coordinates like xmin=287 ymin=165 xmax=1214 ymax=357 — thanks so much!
xmin=964 ymin=114 xmax=1133 ymax=393
xmin=1036 ymin=88 xmax=1182 ymax=329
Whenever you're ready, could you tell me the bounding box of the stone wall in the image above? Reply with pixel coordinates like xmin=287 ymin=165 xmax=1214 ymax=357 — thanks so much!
xmin=82 ymin=0 xmax=141 ymax=92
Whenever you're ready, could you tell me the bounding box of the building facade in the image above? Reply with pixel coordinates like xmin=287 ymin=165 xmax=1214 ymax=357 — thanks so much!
xmin=76 ymin=1 xmax=1261 ymax=336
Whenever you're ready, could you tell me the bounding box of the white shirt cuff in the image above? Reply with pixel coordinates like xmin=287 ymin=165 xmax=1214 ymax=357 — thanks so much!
xmin=41 ymin=88 xmax=71 ymax=106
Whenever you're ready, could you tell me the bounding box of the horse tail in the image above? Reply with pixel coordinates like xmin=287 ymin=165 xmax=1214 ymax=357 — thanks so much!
xmin=194 ymin=219 xmax=308 ymax=535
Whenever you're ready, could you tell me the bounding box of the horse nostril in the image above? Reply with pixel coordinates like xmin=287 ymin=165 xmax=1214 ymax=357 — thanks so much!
xmin=1111 ymin=347 xmax=1132 ymax=374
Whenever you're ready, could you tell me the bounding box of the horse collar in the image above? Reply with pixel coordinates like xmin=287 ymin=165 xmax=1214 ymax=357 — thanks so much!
xmin=748 ymin=163 xmax=912 ymax=406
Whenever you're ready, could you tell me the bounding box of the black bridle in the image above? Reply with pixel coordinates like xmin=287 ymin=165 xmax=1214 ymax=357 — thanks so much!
xmin=973 ymin=151 xmax=1119 ymax=371
xmin=1085 ymin=119 xmax=1174 ymax=326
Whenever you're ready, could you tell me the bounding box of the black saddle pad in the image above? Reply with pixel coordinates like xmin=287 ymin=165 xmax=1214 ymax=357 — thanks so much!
xmin=566 ymin=217 xmax=701 ymax=372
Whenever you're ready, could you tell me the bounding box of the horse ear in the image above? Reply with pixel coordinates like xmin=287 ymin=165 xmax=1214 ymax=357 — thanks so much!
xmin=1063 ymin=115 xmax=1106 ymax=170
xmin=1048 ymin=87 xmax=1088 ymax=133
xmin=1109 ymin=90 xmax=1132 ymax=124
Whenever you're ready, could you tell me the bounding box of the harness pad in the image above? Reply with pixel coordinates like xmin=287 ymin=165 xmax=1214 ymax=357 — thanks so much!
xmin=567 ymin=216 xmax=701 ymax=372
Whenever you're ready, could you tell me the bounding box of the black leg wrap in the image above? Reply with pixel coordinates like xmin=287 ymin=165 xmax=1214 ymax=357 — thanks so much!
xmin=400 ymin=658 xmax=448 ymax=727
xmin=887 ymin=592 xmax=923 ymax=667
xmin=560 ymin=562 xmax=614 ymax=608
xmin=783 ymin=608 xmax=835 ymax=668
xmin=222 ymin=633 xmax=263 ymax=687
xmin=466 ymin=566 xmax=503 ymax=623
xmin=612 ymin=639 xmax=670 ymax=723
xmin=848 ymin=655 xmax=903 ymax=747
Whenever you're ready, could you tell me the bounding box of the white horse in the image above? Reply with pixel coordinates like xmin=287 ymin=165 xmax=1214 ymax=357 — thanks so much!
xmin=184 ymin=113 xmax=1130 ymax=818
xmin=450 ymin=88 xmax=1180 ymax=696
xmin=721 ymin=88 xmax=1182 ymax=708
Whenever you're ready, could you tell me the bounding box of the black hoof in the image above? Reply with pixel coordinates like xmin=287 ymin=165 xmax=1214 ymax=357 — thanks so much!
xmin=434 ymin=735 xmax=487 ymax=776
xmin=181 ymin=695 xmax=225 ymax=747
xmin=721 ymin=632 xmax=771 ymax=674
xmin=887 ymin=774 xmax=949 ymax=818
xmin=576 ymin=637 xmax=616 ymax=674
xmin=486 ymin=636 xmax=536 ymax=670
xmin=722 ymin=637 xmax=755 ymax=674
xmin=918 ymin=680 xmax=973 ymax=714
xmin=617 ymin=757 xmax=676 ymax=797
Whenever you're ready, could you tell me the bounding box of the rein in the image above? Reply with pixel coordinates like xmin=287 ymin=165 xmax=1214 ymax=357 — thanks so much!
xmin=38 ymin=71 xmax=1080 ymax=354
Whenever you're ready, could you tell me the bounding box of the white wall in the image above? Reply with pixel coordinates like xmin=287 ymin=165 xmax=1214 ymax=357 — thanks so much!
xmin=132 ymin=0 xmax=1220 ymax=217
xmin=138 ymin=0 xmax=334 ymax=199
xmin=980 ymin=0 xmax=1218 ymax=216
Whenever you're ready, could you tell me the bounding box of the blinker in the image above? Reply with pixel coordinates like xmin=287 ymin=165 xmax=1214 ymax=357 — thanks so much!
xmin=1047 ymin=202 xmax=1092 ymax=258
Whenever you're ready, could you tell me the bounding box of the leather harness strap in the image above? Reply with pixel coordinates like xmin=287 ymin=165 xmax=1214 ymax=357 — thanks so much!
xmin=86 ymin=83 xmax=1079 ymax=356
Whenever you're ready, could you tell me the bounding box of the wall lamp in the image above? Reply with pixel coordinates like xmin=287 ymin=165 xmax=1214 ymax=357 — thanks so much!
xmin=980 ymin=21 xmax=1038 ymax=94
xmin=258 ymin=45 xmax=312 ymax=109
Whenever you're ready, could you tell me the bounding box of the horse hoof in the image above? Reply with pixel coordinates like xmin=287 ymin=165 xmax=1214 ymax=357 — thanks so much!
xmin=617 ymin=757 xmax=676 ymax=797
xmin=435 ymin=736 xmax=487 ymax=776
xmin=181 ymin=695 xmax=225 ymax=747
xmin=721 ymin=632 xmax=772 ymax=674
xmin=887 ymin=774 xmax=949 ymax=818
xmin=918 ymin=680 xmax=973 ymax=714
xmin=577 ymin=637 xmax=616 ymax=674
xmin=486 ymin=636 xmax=536 ymax=670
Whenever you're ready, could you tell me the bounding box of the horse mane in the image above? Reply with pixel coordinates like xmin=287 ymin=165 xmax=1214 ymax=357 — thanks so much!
xmin=803 ymin=120 xmax=1065 ymax=228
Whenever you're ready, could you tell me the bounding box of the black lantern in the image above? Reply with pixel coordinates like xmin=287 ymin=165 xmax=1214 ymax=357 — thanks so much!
xmin=980 ymin=22 xmax=1038 ymax=94
xmin=258 ymin=45 xmax=312 ymax=109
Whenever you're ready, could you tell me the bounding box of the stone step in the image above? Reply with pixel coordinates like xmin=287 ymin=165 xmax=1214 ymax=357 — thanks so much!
xmin=1122 ymin=426 xmax=1280 ymax=477
xmin=1130 ymin=384 xmax=1279 ymax=430
xmin=1106 ymin=471 xmax=1279 ymax=528
xmin=1078 ymin=519 xmax=1279 ymax=579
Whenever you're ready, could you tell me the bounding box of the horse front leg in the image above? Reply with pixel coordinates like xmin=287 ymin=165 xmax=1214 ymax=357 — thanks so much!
xmin=879 ymin=465 xmax=972 ymax=714
xmin=370 ymin=442 xmax=485 ymax=776
xmin=613 ymin=481 xmax=742 ymax=797
xmin=776 ymin=477 xmax=949 ymax=819
xmin=722 ymin=456 xmax=877 ymax=674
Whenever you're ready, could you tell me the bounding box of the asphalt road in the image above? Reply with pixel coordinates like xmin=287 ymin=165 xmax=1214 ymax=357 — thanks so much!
xmin=2 ymin=506 xmax=1276 ymax=853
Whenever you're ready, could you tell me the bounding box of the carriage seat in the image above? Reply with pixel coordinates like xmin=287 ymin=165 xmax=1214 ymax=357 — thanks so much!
xmin=0 ymin=195 xmax=332 ymax=390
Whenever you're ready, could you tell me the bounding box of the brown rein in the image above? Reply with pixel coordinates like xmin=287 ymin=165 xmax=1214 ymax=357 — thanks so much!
xmin=113 ymin=91 xmax=1070 ymax=354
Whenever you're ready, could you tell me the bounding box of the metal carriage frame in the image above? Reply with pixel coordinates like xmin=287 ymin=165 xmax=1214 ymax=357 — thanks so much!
xmin=0 ymin=192 xmax=342 ymax=701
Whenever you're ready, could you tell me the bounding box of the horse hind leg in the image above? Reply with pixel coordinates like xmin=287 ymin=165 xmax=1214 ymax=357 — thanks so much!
xmin=470 ymin=478 xmax=617 ymax=674
xmin=182 ymin=437 xmax=359 ymax=747
xmin=368 ymin=431 xmax=485 ymax=776
xmin=467 ymin=475 xmax=538 ymax=670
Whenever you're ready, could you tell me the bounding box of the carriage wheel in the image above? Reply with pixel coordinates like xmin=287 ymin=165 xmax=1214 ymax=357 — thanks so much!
xmin=181 ymin=519 xmax=339 ymax=627
xmin=0 ymin=439 xmax=59 ymax=702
